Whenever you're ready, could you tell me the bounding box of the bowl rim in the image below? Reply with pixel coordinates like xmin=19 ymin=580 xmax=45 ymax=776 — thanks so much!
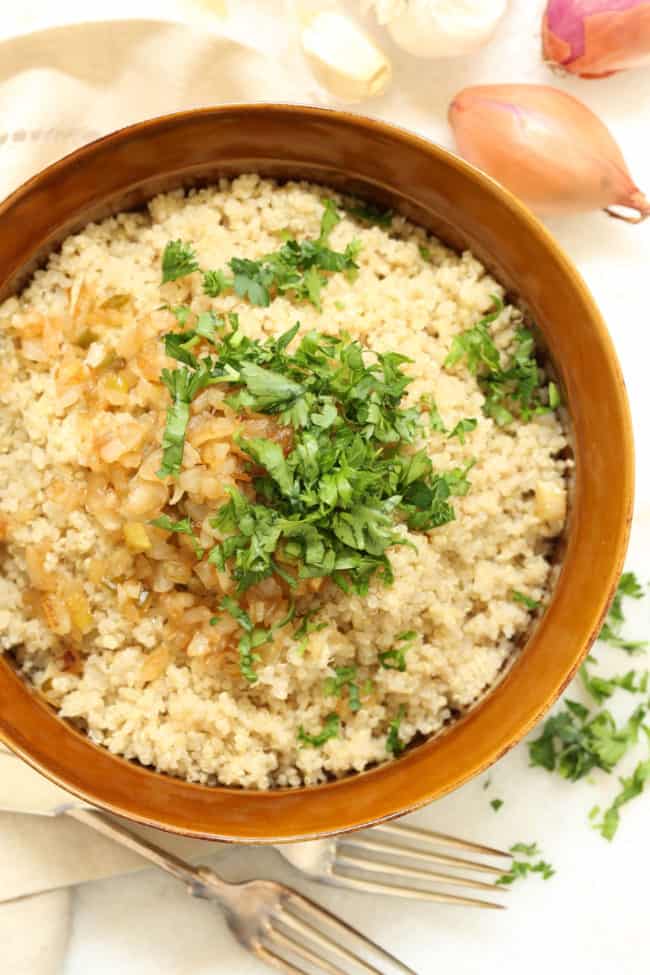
xmin=0 ymin=103 xmax=635 ymax=841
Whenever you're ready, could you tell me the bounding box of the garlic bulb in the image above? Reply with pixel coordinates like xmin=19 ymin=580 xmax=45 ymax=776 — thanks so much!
xmin=362 ymin=0 xmax=509 ymax=59
xmin=293 ymin=2 xmax=392 ymax=101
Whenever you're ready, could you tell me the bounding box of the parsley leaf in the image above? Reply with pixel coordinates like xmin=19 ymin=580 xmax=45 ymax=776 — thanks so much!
xmin=379 ymin=631 xmax=416 ymax=672
xmin=156 ymin=365 xmax=213 ymax=478
xmin=448 ymin=417 xmax=477 ymax=445
xmin=496 ymin=844 xmax=555 ymax=885
xmin=580 ymin=665 xmax=648 ymax=706
xmin=598 ymin=571 xmax=647 ymax=653
xmin=594 ymin=749 xmax=650 ymax=841
xmin=445 ymin=299 xmax=558 ymax=426
xmin=386 ymin=704 xmax=407 ymax=755
xmin=323 ymin=665 xmax=362 ymax=712
xmin=298 ymin=714 xmax=341 ymax=747
xmin=528 ymin=702 xmax=646 ymax=781
xmin=512 ymin=590 xmax=540 ymax=610
xmin=161 ymin=240 xmax=199 ymax=283
xmin=490 ymin=798 xmax=504 ymax=812
xmin=319 ymin=198 xmax=341 ymax=242
xmin=150 ymin=514 xmax=204 ymax=558
xmin=346 ymin=201 xmax=393 ymax=227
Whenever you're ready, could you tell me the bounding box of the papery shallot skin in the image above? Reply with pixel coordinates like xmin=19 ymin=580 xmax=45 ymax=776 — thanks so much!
xmin=543 ymin=0 xmax=650 ymax=78
xmin=448 ymin=84 xmax=650 ymax=220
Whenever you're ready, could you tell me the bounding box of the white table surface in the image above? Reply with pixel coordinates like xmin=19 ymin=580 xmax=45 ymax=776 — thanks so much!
xmin=5 ymin=1 xmax=650 ymax=973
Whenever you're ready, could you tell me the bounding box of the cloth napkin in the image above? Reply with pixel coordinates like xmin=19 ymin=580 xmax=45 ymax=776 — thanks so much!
xmin=0 ymin=11 xmax=308 ymax=973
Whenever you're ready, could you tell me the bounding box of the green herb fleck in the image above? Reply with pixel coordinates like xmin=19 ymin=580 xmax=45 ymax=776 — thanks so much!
xmin=150 ymin=514 xmax=204 ymax=558
xmin=594 ymin=750 xmax=650 ymax=841
xmin=496 ymin=843 xmax=555 ymax=885
xmin=386 ymin=704 xmax=407 ymax=756
xmin=418 ymin=245 xmax=431 ymax=261
xmin=346 ymin=201 xmax=393 ymax=228
xmin=324 ymin=665 xmax=362 ymax=713
xmin=490 ymin=798 xmax=504 ymax=812
xmin=298 ymin=713 xmax=341 ymax=747
xmin=528 ymin=701 xmax=646 ymax=781
xmin=448 ymin=417 xmax=477 ymax=445
xmin=580 ymin=665 xmax=648 ymax=706
xmin=161 ymin=240 xmax=199 ymax=283
xmin=379 ymin=631 xmax=416 ymax=672
xmin=512 ymin=590 xmax=540 ymax=610
xmin=598 ymin=572 xmax=647 ymax=653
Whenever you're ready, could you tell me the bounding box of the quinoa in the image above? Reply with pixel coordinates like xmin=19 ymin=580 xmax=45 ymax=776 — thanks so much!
xmin=0 ymin=175 xmax=569 ymax=789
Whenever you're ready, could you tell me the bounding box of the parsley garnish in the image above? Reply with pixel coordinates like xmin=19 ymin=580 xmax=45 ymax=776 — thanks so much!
xmin=161 ymin=201 xmax=360 ymax=311
xmin=386 ymin=704 xmax=407 ymax=755
xmin=528 ymin=701 xmax=646 ymax=781
xmin=324 ymin=665 xmax=362 ymax=712
xmin=580 ymin=664 xmax=648 ymax=706
xmin=598 ymin=571 xmax=647 ymax=653
xmin=448 ymin=417 xmax=477 ymax=445
xmin=445 ymin=298 xmax=558 ymax=426
xmin=156 ymin=365 xmax=214 ymax=477
xmin=594 ymin=746 xmax=650 ymax=841
xmin=490 ymin=798 xmax=504 ymax=812
xmin=496 ymin=843 xmax=555 ymax=885
xmin=512 ymin=590 xmax=540 ymax=610
xmin=161 ymin=240 xmax=199 ymax=283
xmin=346 ymin=201 xmax=393 ymax=227
xmin=298 ymin=713 xmax=341 ymax=747
xmin=379 ymin=631 xmax=416 ymax=672
xmin=150 ymin=514 xmax=204 ymax=558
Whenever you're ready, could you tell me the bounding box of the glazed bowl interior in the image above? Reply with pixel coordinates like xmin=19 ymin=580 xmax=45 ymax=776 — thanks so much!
xmin=0 ymin=106 xmax=633 ymax=842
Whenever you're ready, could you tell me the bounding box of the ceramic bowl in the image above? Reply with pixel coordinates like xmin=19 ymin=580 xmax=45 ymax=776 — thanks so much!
xmin=0 ymin=106 xmax=634 ymax=841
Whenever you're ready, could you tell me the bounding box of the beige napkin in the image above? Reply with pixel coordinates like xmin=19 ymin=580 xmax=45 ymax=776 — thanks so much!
xmin=0 ymin=14 xmax=303 ymax=972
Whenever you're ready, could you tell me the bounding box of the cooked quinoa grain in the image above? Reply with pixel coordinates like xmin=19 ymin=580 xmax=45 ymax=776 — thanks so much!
xmin=0 ymin=175 xmax=569 ymax=789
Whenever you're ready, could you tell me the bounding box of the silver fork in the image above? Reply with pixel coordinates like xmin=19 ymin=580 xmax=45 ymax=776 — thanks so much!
xmin=64 ymin=805 xmax=417 ymax=975
xmin=278 ymin=822 xmax=510 ymax=910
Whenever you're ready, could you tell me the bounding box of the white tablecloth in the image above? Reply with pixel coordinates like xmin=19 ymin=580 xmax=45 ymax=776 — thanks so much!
xmin=1 ymin=2 xmax=649 ymax=974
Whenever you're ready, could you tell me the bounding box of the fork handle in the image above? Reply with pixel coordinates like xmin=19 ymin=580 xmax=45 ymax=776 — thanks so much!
xmin=64 ymin=806 xmax=229 ymax=901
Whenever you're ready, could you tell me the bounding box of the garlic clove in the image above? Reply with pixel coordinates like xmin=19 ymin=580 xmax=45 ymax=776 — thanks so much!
xmin=300 ymin=9 xmax=392 ymax=101
xmin=449 ymin=83 xmax=650 ymax=221
xmin=366 ymin=0 xmax=508 ymax=60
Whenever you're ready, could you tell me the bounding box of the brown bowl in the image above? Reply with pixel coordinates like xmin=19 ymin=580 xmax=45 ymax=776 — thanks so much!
xmin=0 ymin=106 xmax=633 ymax=841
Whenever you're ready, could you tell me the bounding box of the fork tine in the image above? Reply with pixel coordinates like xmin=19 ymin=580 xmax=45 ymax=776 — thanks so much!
xmin=329 ymin=869 xmax=505 ymax=910
xmin=257 ymin=944 xmax=312 ymax=975
xmin=269 ymin=923 xmax=372 ymax=975
xmin=342 ymin=835 xmax=505 ymax=876
xmin=374 ymin=822 xmax=511 ymax=859
xmin=278 ymin=905 xmax=390 ymax=975
xmin=286 ymin=892 xmax=418 ymax=975
xmin=337 ymin=849 xmax=506 ymax=893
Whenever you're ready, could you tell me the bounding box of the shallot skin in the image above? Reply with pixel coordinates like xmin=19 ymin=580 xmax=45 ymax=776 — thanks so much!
xmin=543 ymin=0 xmax=650 ymax=78
xmin=448 ymin=84 xmax=650 ymax=221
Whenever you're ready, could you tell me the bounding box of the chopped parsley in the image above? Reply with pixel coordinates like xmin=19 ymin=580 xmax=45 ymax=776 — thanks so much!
xmin=186 ymin=319 xmax=472 ymax=598
xmin=418 ymin=245 xmax=431 ymax=261
xmin=161 ymin=200 xmax=360 ymax=311
xmin=421 ymin=396 xmax=446 ymax=433
xmin=345 ymin=201 xmax=393 ymax=227
xmin=445 ymin=298 xmax=558 ymax=426
xmin=594 ymin=748 xmax=650 ymax=841
xmin=324 ymin=665 xmax=362 ymax=713
xmin=598 ymin=571 xmax=647 ymax=653
xmin=150 ymin=514 xmax=204 ymax=558
xmin=528 ymin=700 xmax=646 ymax=781
xmin=496 ymin=843 xmax=555 ymax=885
xmin=298 ymin=713 xmax=341 ymax=747
xmin=580 ymin=665 xmax=648 ymax=706
xmin=161 ymin=240 xmax=199 ymax=283
xmin=490 ymin=798 xmax=504 ymax=812
xmin=379 ymin=630 xmax=416 ymax=672
xmin=448 ymin=417 xmax=477 ymax=445
xmin=512 ymin=590 xmax=540 ymax=610
xmin=386 ymin=704 xmax=407 ymax=755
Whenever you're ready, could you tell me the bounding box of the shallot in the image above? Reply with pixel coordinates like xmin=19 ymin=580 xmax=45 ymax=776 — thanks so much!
xmin=448 ymin=83 xmax=650 ymax=221
xmin=542 ymin=0 xmax=650 ymax=78
xmin=361 ymin=0 xmax=508 ymax=59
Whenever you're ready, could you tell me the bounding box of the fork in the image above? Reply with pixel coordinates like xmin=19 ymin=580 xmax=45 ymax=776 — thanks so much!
xmin=278 ymin=822 xmax=510 ymax=909
xmin=65 ymin=805 xmax=417 ymax=975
